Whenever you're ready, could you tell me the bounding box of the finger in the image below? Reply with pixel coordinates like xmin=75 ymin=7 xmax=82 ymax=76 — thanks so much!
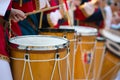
xmin=12 ymin=15 xmax=20 ymax=22
xmin=16 ymin=11 xmax=26 ymax=19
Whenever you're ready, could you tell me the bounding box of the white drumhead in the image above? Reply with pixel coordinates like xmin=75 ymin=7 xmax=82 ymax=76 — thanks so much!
xmin=59 ymin=26 xmax=75 ymax=30
xmin=101 ymin=29 xmax=120 ymax=43
xmin=10 ymin=35 xmax=69 ymax=50
xmin=74 ymin=26 xmax=97 ymax=36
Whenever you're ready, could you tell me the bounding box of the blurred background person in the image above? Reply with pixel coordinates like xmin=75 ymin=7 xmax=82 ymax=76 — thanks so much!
xmin=101 ymin=0 xmax=120 ymax=29
xmin=111 ymin=7 xmax=120 ymax=29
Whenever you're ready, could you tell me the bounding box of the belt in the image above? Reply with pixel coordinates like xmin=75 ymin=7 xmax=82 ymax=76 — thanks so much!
xmin=0 ymin=54 xmax=10 ymax=62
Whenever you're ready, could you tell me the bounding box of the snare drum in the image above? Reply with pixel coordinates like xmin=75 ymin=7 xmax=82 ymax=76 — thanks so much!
xmin=39 ymin=27 xmax=76 ymax=80
xmin=9 ymin=35 xmax=69 ymax=80
xmin=74 ymin=26 xmax=98 ymax=79
xmin=99 ymin=29 xmax=120 ymax=80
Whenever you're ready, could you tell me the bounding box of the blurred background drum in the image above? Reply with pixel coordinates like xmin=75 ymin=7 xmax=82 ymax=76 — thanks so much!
xmin=74 ymin=26 xmax=97 ymax=79
xmin=39 ymin=27 xmax=76 ymax=80
xmin=99 ymin=29 xmax=120 ymax=80
xmin=9 ymin=35 xmax=69 ymax=80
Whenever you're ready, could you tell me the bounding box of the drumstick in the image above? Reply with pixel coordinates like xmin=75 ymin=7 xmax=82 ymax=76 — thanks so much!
xmin=25 ymin=5 xmax=62 ymax=16
xmin=99 ymin=0 xmax=106 ymax=21
xmin=92 ymin=0 xmax=106 ymax=20
xmin=20 ymin=0 xmax=22 ymax=7
xmin=59 ymin=0 xmax=72 ymax=26
xmin=39 ymin=12 xmax=43 ymax=29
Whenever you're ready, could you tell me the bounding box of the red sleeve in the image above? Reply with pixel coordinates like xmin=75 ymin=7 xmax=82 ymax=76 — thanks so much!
xmin=45 ymin=0 xmax=59 ymax=13
xmin=12 ymin=1 xmax=34 ymax=12
xmin=11 ymin=21 xmax=22 ymax=36
xmin=74 ymin=6 xmax=87 ymax=21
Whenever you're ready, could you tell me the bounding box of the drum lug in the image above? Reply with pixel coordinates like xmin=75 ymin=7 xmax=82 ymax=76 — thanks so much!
xmin=24 ymin=54 xmax=30 ymax=60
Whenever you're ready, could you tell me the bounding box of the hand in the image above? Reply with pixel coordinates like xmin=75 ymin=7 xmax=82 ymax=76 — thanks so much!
xmin=91 ymin=0 xmax=99 ymax=4
xmin=72 ymin=0 xmax=81 ymax=6
xmin=10 ymin=8 xmax=26 ymax=22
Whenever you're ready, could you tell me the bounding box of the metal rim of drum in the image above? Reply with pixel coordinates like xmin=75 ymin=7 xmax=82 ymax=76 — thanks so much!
xmin=9 ymin=35 xmax=69 ymax=51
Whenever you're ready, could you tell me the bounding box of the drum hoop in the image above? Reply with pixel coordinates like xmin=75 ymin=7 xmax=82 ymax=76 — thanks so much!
xmin=101 ymin=29 xmax=120 ymax=43
xmin=106 ymin=39 xmax=120 ymax=57
xmin=74 ymin=26 xmax=97 ymax=36
xmin=76 ymin=32 xmax=97 ymax=36
xmin=39 ymin=28 xmax=75 ymax=33
xmin=9 ymin=35 xmax=69 ymax=51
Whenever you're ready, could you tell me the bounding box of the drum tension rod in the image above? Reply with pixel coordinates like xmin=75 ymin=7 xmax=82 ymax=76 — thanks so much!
xmin=63 ymin=35 xmax=67 ymax=38
xmin=24 ymin=46 xmax=30 ymax=60
xmin=78 ymin=34 xmax=81 ymax=42
xmin=24 ymin=54 xmax=30 ymax=60
xmin=55 ymin=46 xmax=60 ymax=59
xmin=56 ymin=53 xmax=59 ymax=59
xmin=63 ymin=32 xmax=67 ymax=38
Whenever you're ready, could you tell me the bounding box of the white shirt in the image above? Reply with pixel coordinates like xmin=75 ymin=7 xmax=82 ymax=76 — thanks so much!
xmin=104 ymin=5 xmax=113 ymax=28
xmin=0 ymin=0 xmax=10 ymax=16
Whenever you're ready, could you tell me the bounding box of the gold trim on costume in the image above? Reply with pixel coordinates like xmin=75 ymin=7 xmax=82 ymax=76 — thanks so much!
xmin=35 ymin=0 xmax=40 ymax=10
xmin=0 ymin=54 xmax=10 ymax=62
xmin=20 ymin=0 xmax=23 ymax=7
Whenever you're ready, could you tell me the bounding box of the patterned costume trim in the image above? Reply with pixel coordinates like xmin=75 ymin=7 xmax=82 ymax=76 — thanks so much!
xmin=0 ymin=54 xmax=10 ymax=62
xmin=35 ymin=0 xmax=40 ymax=10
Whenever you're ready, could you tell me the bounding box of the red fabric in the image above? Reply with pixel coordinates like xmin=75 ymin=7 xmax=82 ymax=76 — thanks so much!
xmin=32 ymin=0 xmax=37 ymax=10
xmin=50 ymin=0 xmax=59 ymax=7
xmin=45 ymin=0 xmax=59 ymax=13
xmin=63 ymin=0 xmax=68 ymax=11
xmin=54 ymin=24 xmax=59 ymax=29
xmin=11 ymin=21 xmax=22 ymax=37
xmin=7 ymin=1 xmax=12 ymax=10
xmin=61 ymin=21 xmax=69 ymax=25
xmin=97 ymin=21 xmax=105 ymax=37
xmin=12 ymin=1 xmax=34 ymax=12
xmin=54 ymin=20 xmax=69 ymax=29
xmin=0 ymin=24 xmax=8 ymax=57
xmin=74 ymin=6 xmax=86 ymax=21
xmin=11 ymin=0 xmax=35 ymax=37
xmin=0 ymin=1 xmax=12 ymax=57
